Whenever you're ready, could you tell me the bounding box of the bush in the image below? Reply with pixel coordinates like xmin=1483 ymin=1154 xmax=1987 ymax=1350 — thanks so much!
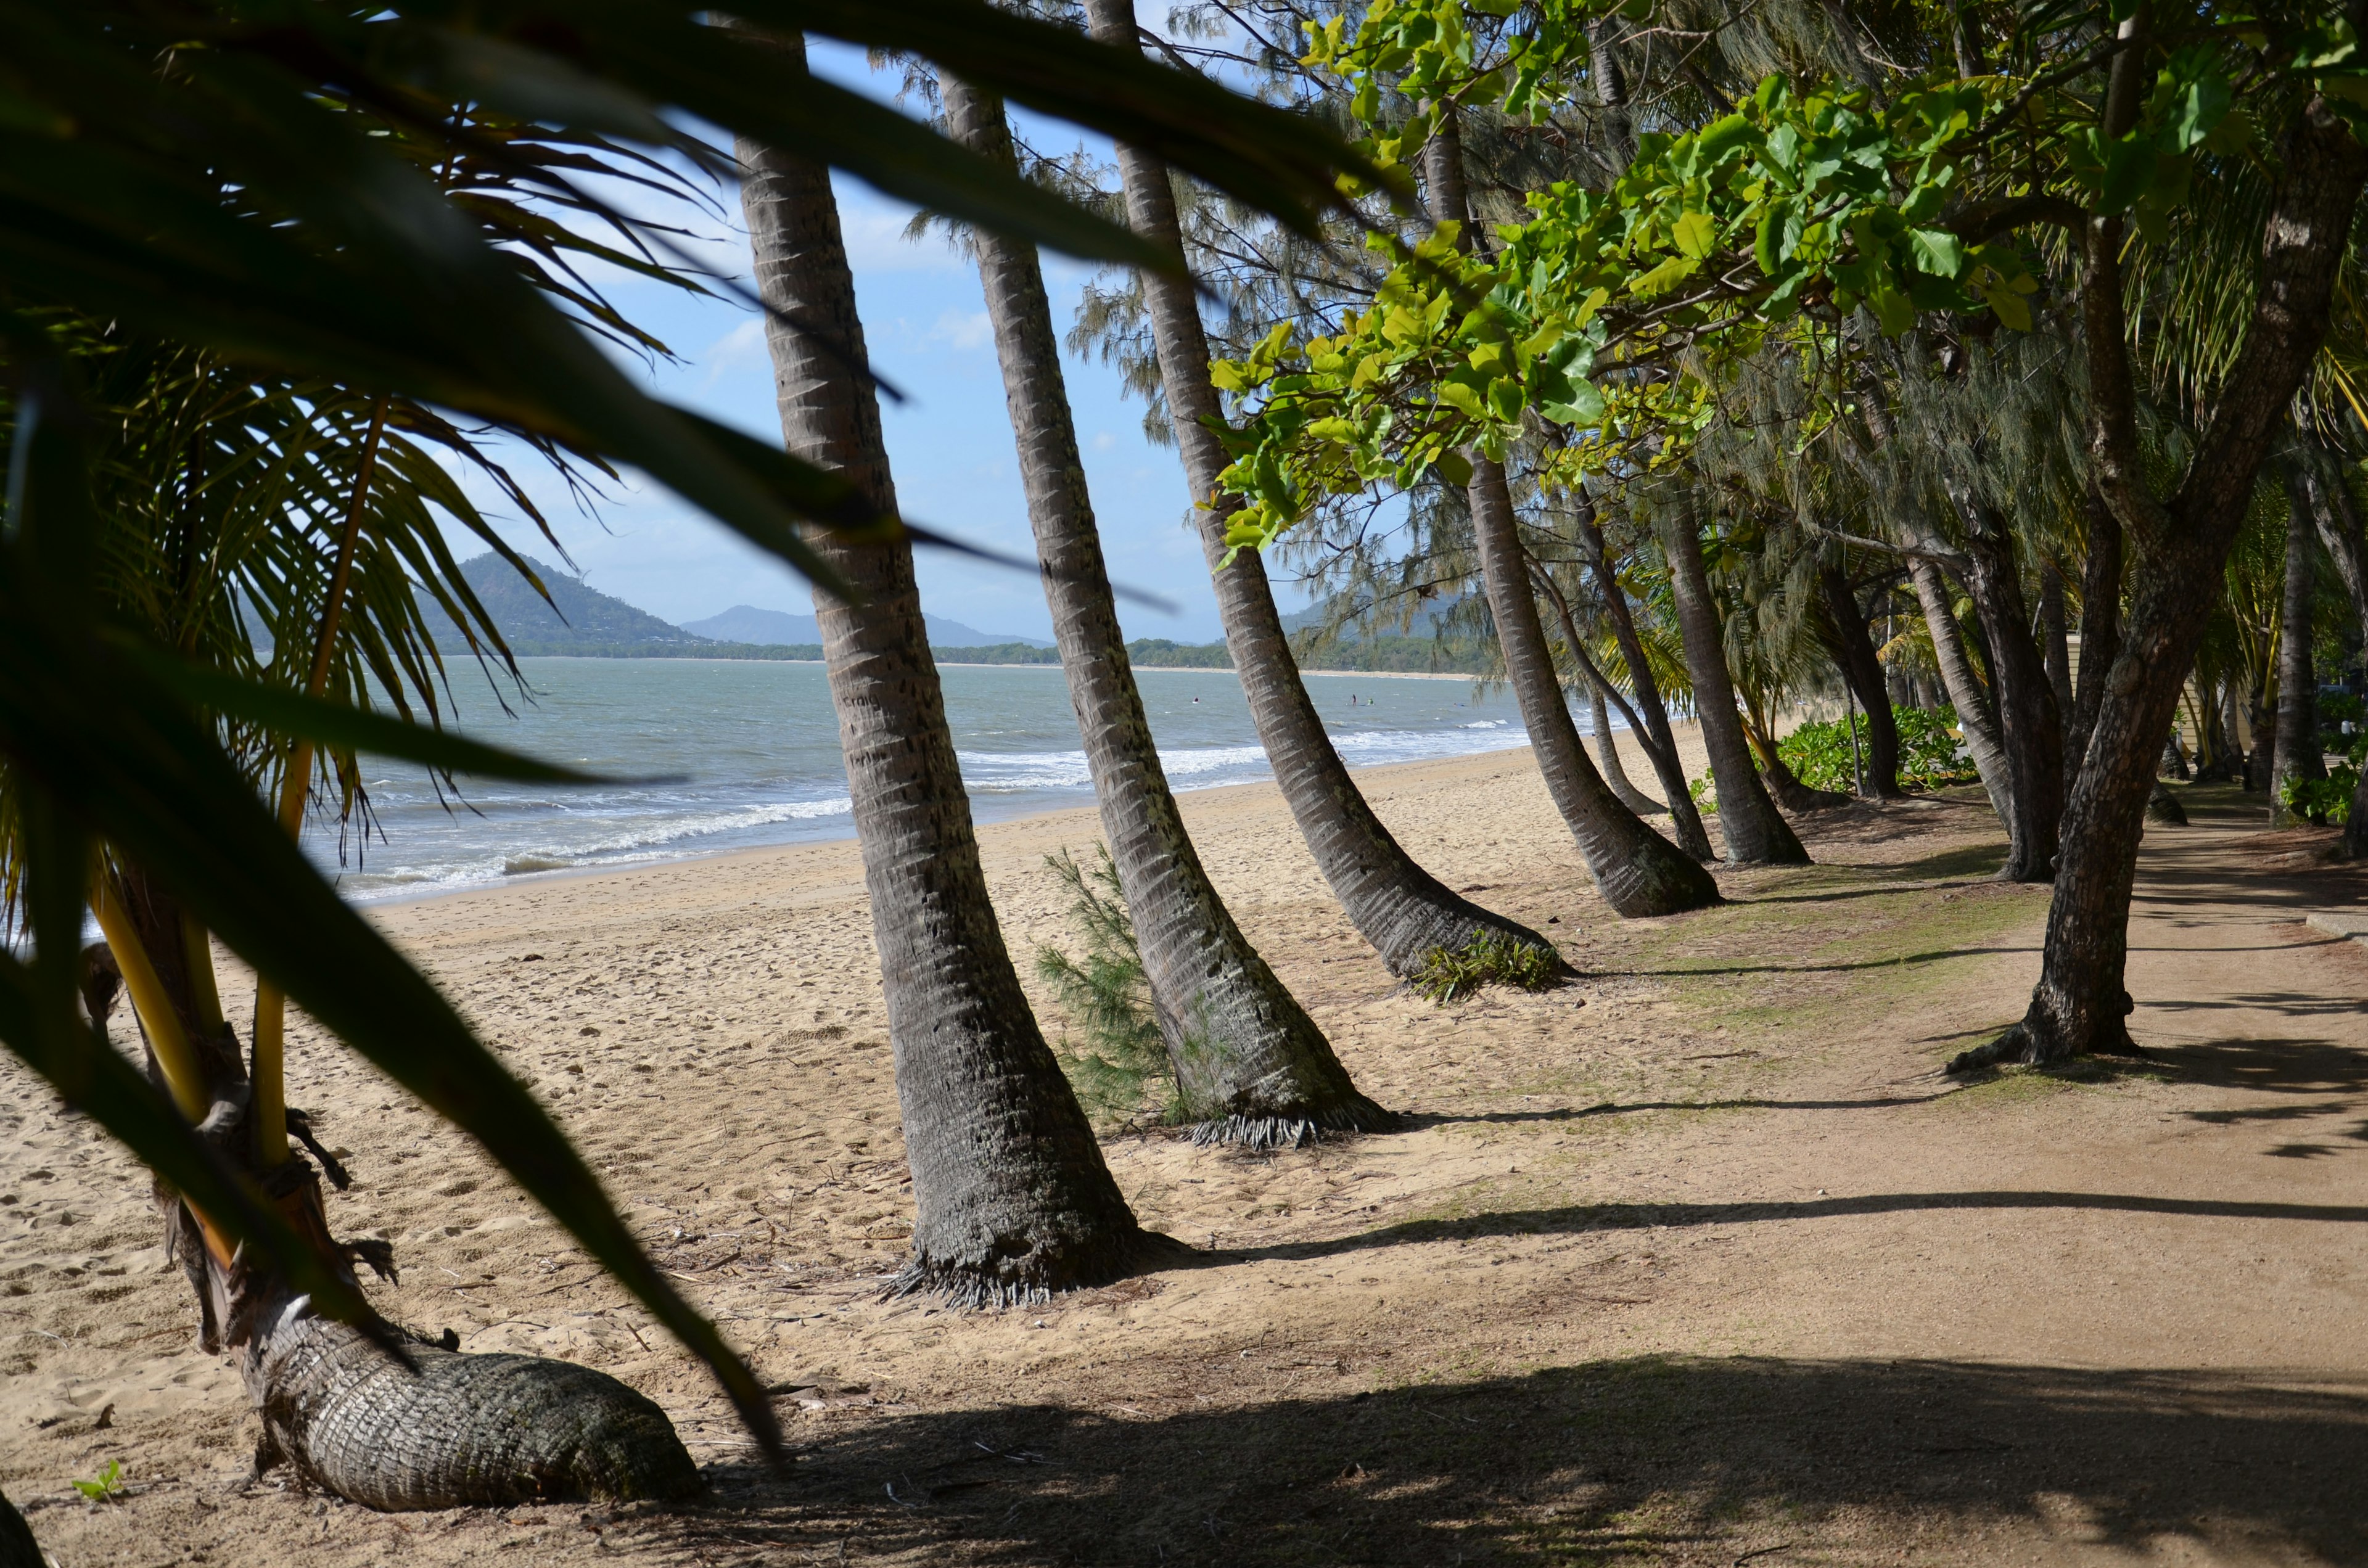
xmin=1779 ymin=704 xmax=1983 ymax=794
xmin=1035 ymin=846 xmax=1174 ymax=1128
xmin=1408 ymin=932 xmax=1563 ymax=1005
xmin=2281 ymin=733 xmax=2367 ymax=825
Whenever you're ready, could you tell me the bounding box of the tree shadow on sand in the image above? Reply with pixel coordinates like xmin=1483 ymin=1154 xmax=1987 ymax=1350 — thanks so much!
xmin=646 ymin=1357 xmax=2368 ymax=1565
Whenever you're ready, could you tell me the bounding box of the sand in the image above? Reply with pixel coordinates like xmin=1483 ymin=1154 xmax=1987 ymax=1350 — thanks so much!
xmin=6 ymin=724 xmax=2368 ymax=1566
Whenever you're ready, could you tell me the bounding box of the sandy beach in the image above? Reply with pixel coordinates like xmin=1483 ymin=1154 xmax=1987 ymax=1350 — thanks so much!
xmin=9 ymin=721 xmax=2368 ymax=1565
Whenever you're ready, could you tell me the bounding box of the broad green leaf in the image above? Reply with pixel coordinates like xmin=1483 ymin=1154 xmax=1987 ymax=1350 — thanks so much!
xmin=1908 ymin=229 xmax=1963 ymax=277
xmin=1672 ymin=211 xmax=1719 ymax=260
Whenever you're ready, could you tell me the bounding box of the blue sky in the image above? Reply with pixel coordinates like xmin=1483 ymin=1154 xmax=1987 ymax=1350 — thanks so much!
xmin=454 ymin=43 xmax=1299 ymax=646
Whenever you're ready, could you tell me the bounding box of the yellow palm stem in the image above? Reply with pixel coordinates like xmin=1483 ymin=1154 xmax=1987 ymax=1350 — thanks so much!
xmin=252 ymin=395 xmax=388 ymax=1168
xmin=91 ymin=882 xmax=210 ymax=1124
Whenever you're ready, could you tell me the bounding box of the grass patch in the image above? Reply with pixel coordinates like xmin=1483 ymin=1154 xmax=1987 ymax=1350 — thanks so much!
xmin=1411 ymin=931 xmax=1565 ymax=1004
xmin=1035 ymin=845 xmax=1174 ymax=1128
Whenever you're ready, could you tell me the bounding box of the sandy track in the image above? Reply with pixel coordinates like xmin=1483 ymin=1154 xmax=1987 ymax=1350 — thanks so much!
xmin=6 ymin=742 xmax=2367 ymax=1565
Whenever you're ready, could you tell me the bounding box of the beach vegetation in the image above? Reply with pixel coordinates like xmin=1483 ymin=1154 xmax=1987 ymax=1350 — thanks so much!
xmin=1036 ymin=847 xmax=1175 ymax=1128
xmin=1410 ymin=931 xmax=1568 ymax=1006
xmin=0 ymin=0 xmax=1376 ymax=1508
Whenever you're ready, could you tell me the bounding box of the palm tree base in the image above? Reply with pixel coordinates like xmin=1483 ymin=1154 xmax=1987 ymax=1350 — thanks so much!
xmin=1185 ymin=1092 xmax=1399 ymax=1151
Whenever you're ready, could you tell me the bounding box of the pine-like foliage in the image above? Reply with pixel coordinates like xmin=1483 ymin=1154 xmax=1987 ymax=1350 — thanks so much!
xmin=1035 ymin=847 xmax=1174 ymax=1128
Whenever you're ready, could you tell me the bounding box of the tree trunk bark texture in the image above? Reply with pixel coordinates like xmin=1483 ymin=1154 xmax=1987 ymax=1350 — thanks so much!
xmin=1907 ymin=558 xmax=2015 ymax=822
xmin=1655 ymin=507 xmax=1810 ymax=864
xmin=738 ymin=43 xmax=1159 ymax=1302
xmin=251 ymin=1322 xmax=696 ymax=1510
xmin=1946 ymin=499 xmax=2063 ymax=880
xmin=1957 ymin=96 xmax=2367 ymax=1070
xmin=2272 ymin=456 xmax=2327 ymax=821
xmin=1083 ymin=0 xmax=1560 ymax=977
xmin=99 ymin=867 xmax=698 ymax=1508
xmin=1815 ymin=564 xmax=1905 ymax=797
xmin=1589 ymin=684 xmax=1665 ymax=814
xmin=2041 ymin=565 xmax=2076 ymax=747
xmin=1466 ymin=456 xmax=1718 ymax=914
xmin=2068 ymin=488 xmax=2124 ymax=786
xmin=942 ymin=78 xmax=1388 ymax=1146
xmin=1574 ymin=502 xmax=1716 ymax=860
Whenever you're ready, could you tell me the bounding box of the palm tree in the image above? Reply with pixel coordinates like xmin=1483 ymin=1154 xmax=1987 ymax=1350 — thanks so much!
xmin=940 ymin=76 xmax=1391 ymax=1146
xmin=1083 ymin=0 xmax=1564 ymax=975
xmin=2 ymin=0 xmax=1379 ymax=1490
xmin=1423 ymin=117 xmax=1719 ymax=915
xmin=738 ymin=38 xmax=1162 ymax=1303
xmin=1653 ymin=495 xmax=1811 ymax=866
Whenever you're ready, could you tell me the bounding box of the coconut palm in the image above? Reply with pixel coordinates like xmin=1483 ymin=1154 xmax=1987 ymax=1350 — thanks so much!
xmin=1082 ymin=0 xmax=1566 ymax=975
xmin=940 ymin=76 xmax=1392 ymax=1145
xmin=1 ymin=0 xmax=1381 ymax=1493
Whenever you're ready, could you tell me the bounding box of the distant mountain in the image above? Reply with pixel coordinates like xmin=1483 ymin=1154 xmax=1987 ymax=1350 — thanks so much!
xmin=421 ymin=554 xmax=708 ymax=654
xmin=681 ymin=604 xmax=1050 ymax=650
xmin=1280 ymin=591 xmax=1474 ymax=641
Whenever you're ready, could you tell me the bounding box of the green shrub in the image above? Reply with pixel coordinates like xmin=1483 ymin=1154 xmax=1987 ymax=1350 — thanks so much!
xmin=1778 ymin=704 xmax=1983 ymax=793
xmin=1035 ymin=846 xmax=1174 ymax=1127
xmin=2282 ymin=732 xmax=2367 ymax=825
xmin=1408 ymin=931 xmax=1563 ymax=1005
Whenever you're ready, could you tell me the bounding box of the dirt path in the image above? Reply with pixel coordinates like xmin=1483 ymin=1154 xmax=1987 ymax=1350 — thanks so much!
xmin=6 ymin=771 xmax=2367 ymax=1565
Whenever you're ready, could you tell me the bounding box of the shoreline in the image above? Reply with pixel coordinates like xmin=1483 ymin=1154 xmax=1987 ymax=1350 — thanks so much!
xmin=346 ymin=737 xmax=1555 ymax=914
xmin=343 ymin=709 xmax=1691 ymax=915
xmin=512 ymin=654 xmax=1487 ymax=681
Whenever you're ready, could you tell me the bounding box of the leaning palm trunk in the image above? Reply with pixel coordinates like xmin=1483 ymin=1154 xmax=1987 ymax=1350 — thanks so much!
xmin=1466 ymin=455 xmax=1718 ymax=913
xmin=1589 ymin=685 xmax=1664 ymax=814
xmin=1952 ymin=94 xmax=2366 ymax=1070
xmin=1946 ymin=492 xmax=2065 ymax=879
xmin=2272 ymin=450 xmax=2327 ymax=822
xmin=737 ymin=39 xmax=1159 ymax=1302
xmin=2290 ymin=438 xmax=2368 ymax=853
xmin=1081 ymin=0 xmax=1560 ymax=977
xmin=1815 ymin=565 xmax=1904 ymax=798
xmin=1423 ymin=121 xmax=1713 ymax=916
xmin=1572 ymin=499 xmax=1717 ymax=859
xmin=942 ymin=78 xmax=1388 ymax=1146
xmin=93 ymin=866 xmax=696 ymax=1508
xmin=1654 ymin=504 xmax=1809 ymax=864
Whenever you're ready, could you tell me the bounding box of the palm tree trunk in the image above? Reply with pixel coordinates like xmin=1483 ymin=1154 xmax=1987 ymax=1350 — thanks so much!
xmin=1952 ymin=93 xmax=2366 ymax=1070
xmin=738 ymin=36 xmax=1157 ymax=1302
xmin=2040 ymin=564 xmax=2076 ymax=747
xmin=2068 ymin=486 xmax=2123 ymax=784
xmin=1572 ymin=500 xmax=1716 ymax=859
xmin=1815 ymin=564 xmax=1904 ymax=797
xmin=1589 ymin=684 xmax=1664 ymax=813
xmin=2291 ymin=437 xmax=2368 ymax=855
xmin=1945 ymin=496 xmax=2064 ymax=879
xmin=93 ymin=866 xmax=696 ymax=1507
xmin=1081 ymin=0 xmax=1560 ymax=976
xmin=1654 ymin=504 xmax=1809 ymax=864
xmin=1908 ymin=559 xmax=2013 ymax=818
xmin=1465 ymin=457 xmax=1718 ymax=913
xmin=940 ymin=77 xmax=1388 ymax=1146
xmin=2272 ymin=455 xmax=2327 ymax=821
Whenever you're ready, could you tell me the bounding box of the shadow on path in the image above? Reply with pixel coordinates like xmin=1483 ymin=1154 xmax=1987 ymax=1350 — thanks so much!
xmin=657 ymin=1357 xmax=2368 ymax=1566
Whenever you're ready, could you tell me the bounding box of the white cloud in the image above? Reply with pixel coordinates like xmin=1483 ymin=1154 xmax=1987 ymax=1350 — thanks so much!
xmin=1091 ymin=430 xmax=1117 ymax=452
xmin=929 ymin=310 xmax=993 ymax=351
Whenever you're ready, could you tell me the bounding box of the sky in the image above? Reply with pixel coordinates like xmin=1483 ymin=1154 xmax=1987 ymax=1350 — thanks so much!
xmin=451 ymin=42 xmax=1302 ymax=647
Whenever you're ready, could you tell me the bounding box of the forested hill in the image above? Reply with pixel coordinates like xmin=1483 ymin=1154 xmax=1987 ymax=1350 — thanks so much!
xmin=422 ymin=554 xmax=1492 ymax=672
xmin=422 ymin=554 xmax=710 ymax=654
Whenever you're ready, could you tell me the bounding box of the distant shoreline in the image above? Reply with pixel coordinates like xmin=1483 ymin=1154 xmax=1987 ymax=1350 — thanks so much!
xmin=506 ymin=652 xmax=1484 ymax=681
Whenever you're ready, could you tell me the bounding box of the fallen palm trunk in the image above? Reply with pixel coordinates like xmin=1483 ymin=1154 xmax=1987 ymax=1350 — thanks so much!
xmin=252 ymin=1318 xmax=698 ymax=1508
xmin=94 ymin=869 xmax=702 ymax=1511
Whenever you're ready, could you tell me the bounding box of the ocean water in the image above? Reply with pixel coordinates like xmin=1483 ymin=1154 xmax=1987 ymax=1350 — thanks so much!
xmin=326 ymin=658 xmax=1555 ymax=901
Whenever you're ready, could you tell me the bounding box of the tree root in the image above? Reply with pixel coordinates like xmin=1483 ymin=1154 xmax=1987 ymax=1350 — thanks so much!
xmin=1185 ymin=1092 xmax=1399 ymax=1151
xmin=251 ymin=1315 xmax=700 ymax=1510
xmin=881 ymin=1226 xmax=1190 ymax=1311
xmin=2146 ymin=782 xmax=2188 ymax=825
xmin=0 ymin=1486 xmax=41 ymax=1568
